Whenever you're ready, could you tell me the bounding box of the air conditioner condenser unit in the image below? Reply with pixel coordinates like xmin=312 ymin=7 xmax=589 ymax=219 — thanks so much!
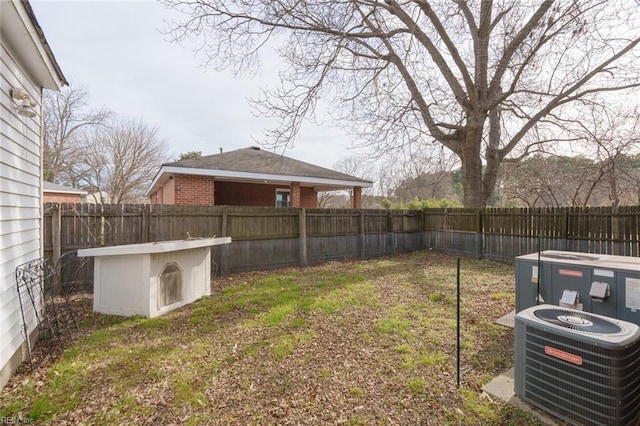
xmin=515 ymin=304 xmax=640 ymax=426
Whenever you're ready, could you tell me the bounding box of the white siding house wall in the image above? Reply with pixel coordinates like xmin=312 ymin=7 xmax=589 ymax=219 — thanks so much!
xmin=0 ymin=0 xmax=65 ymax=390
xmin=0 ymin=41 xmax=44 ymax=391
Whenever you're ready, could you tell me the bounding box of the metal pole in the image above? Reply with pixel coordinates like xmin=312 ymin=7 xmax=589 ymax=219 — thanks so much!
xmin=456 ymin=256 xmax=461 ymax=388
xmin=537 ymin=236 xmax=541 ymax=305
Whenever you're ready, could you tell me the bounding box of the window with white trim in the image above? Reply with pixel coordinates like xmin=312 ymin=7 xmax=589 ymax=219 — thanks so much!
xmin=276 ymin=189 xmax=291 ymax=207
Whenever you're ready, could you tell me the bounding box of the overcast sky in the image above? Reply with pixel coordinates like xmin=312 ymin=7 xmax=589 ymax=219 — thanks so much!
xmin=30 ymin=0 xmax=355 ymax=169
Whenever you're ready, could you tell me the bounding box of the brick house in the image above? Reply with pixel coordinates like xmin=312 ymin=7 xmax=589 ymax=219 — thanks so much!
xmin=43 ymin=182 xmax=87 ymax=203
xmin=146 ymin=147 xmax=372 ymax=208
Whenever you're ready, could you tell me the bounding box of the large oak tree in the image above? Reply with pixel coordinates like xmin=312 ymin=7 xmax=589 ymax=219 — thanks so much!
xmin=163 ymin=0 xmax=640 ymax=207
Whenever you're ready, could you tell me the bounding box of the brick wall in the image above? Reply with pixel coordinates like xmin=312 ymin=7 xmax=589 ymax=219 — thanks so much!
xmin=215 ymin=181 xmax=278 ymax=206
xmin=352 ymin=187 xmax=362 ymax=209
xmin=215 ymin=181 xmax=317 ymax=207
xmin=291 ymin=182 xmax=301 ymax=207
xmin=174 ymin=174 xmax=214 ymax=205
xmin=162 ymin=177 xmax=175 ymax=204
xmin=300 ymin=187 xmax=317 ymax=208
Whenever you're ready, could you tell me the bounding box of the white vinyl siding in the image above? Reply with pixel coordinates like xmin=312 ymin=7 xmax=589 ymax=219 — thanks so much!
xmin=0 ymin=37 xmax=43 ymax=384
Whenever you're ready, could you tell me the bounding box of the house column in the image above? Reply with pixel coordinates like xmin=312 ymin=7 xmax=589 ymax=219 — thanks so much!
xmin=291 ymin=182 xmax=301 ymax=207
xmin=352 ymin=186 xmax=362 ymax=209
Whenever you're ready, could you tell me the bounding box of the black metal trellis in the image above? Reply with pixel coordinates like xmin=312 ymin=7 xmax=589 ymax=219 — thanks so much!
xmin=14 ymin=252 xmax=86 ymax=370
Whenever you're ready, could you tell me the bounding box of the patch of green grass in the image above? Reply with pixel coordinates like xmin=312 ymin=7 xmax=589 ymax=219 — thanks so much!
xmin=417 ymin=351 xmax=448 ymax=367
xmin=173 ymin=378 xmax=207 ymax=407
xmin=289 ymin=316 xmax=309 ymax=329
xmin=319 ymin=369 xmax=331 ymax=378
xmin=401 ymin=349 xmax=448 ymax=369
xmin=460 ymin=387 xmax=499 ymax=419
xmin=348 ymin=386 xmax=365 ymax=397
xmin=428 ymin=293 xmax=445 ymax=302
xmin=348 ymin=414 xmax=368 ymax=425
xmin=271 ymin=331 xmax=314 ymax=360
xmin=241 ymin=339 xmax=267 ymax=357
xmin=377 ymin=317 xmax=412 ymax=336
xmin=271 ymin=334 xmax=296 ymax=360
xmin=311 ymin=282 xmax=378 ymax=314
xmin=489 ymin=292 xmax=512 ymax=301
xmin=28 ymin=396 xmax=54 ymax=421
xmin=0 ymin=401 xmax=25 ymax=417
xmin=259 ymin=303 xmax=297 ymax=327
xmin=209 ymin=270 xmax=369 ymax=329
xmin=406 ymin=378 xmax=425 ymax=396
xmin=137 ymin=316 xmax=171 ymax=330
xmin=393 ymin=344 xmax=413 ymax=354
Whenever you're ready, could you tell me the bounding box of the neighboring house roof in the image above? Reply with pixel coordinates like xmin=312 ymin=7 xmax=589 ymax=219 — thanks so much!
xmin=43 ymin=182 xmax=87 ymax=195
xmin=1 ymin=0 xmax=67 ymax=89
xmin=146 ymin=147 xmax=373 ymax=196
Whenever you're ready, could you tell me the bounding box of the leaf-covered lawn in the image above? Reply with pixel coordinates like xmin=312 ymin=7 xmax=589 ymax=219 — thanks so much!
xmin=1 ymin=251 xmax=546 ymax=425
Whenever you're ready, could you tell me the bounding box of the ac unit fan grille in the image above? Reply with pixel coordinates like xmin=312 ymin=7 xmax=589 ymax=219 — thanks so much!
xmin=523 ymin=326 xmax=640 ymax=426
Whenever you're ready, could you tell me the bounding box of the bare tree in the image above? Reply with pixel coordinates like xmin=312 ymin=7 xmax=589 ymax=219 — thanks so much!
xmin=163 ymin=0 xmax=640 ymax=207
xmin=321 ymin=155 xmax=376 ymax=207
xmin=81 ymin=118 xmax=171 ymax=204
xmin=43 ymin=85 xmax=111 ymax=184
xmin=502 ymin=155 xmax=598 ymax=207
xmin=572 ymin=105 xmax=640 ymax=207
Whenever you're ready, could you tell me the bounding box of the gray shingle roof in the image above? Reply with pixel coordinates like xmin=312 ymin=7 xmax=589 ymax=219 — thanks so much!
xmin=164 ymin=147 xmax=371 ymax=184
xmin=43 ymin=182 xmax=87 ymax=194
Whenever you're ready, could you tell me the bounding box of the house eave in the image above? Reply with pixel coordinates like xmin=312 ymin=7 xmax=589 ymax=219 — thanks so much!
xmin=1 ymin=0 xmax=67 ymax=90
xmin=145 ymin=166 xmax=373 ymax=197
xmin=44 ymin=189 xmax=87 ymax=196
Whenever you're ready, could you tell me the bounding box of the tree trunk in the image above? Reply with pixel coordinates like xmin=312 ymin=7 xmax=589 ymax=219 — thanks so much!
xmin=460 ymin=115 xmax=487 ymax=208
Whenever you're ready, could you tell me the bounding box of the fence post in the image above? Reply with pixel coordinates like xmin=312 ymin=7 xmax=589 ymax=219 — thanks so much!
xmin=359 ymin=209 xmax=366 ymax=258
xmin=387 ymin=211 xmax=396 ymax=255
xmin=221 ymin=207 xmax=229 ymax=275
xmin=475 ymin=209 xmax=483 ymax=259
xmin=299 ymin=208 xmax=308 ymax=266
xmin=141 ymin=206 xmax=150 ymax=243
xmin=420 ymin=209 xmax=426 ymax=250
xmin=611 ymin=206 xmax=619 ymax=255
xmin=51 ymin=203 xmax=61 ymax=265
xmin=560 ymin=207 xmax=569 ymax=251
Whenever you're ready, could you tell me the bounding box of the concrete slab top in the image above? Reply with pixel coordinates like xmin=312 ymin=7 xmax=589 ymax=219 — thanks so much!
xmin=77 ymin=237 xmax=231 ymax=257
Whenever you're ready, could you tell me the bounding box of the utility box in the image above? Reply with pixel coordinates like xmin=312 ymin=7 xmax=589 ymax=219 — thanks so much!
xmin=515 ymin=251 xmax=640 ymax=326
xmin=515 ymin=304 xmax=640 ymax=426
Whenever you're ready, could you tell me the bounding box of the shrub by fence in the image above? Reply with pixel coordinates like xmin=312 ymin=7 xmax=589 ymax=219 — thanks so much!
xmin=43 ymin=203 xmax=640 ymax=289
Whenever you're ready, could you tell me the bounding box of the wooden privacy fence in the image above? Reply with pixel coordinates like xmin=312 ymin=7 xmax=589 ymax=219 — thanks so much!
xmin=43 ymin=204 xmax=640 ymax=288
xmin=424 ymin=206 xmax=640 ymax=261
xmin=43 ymin=203 xmax=423 ymax=281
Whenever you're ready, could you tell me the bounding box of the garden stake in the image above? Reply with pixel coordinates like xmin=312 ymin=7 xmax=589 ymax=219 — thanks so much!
xmin=456 ymin=256 xmax=461 ymax=388
xmin=536 ymin=236 xmax=541 ymax=305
